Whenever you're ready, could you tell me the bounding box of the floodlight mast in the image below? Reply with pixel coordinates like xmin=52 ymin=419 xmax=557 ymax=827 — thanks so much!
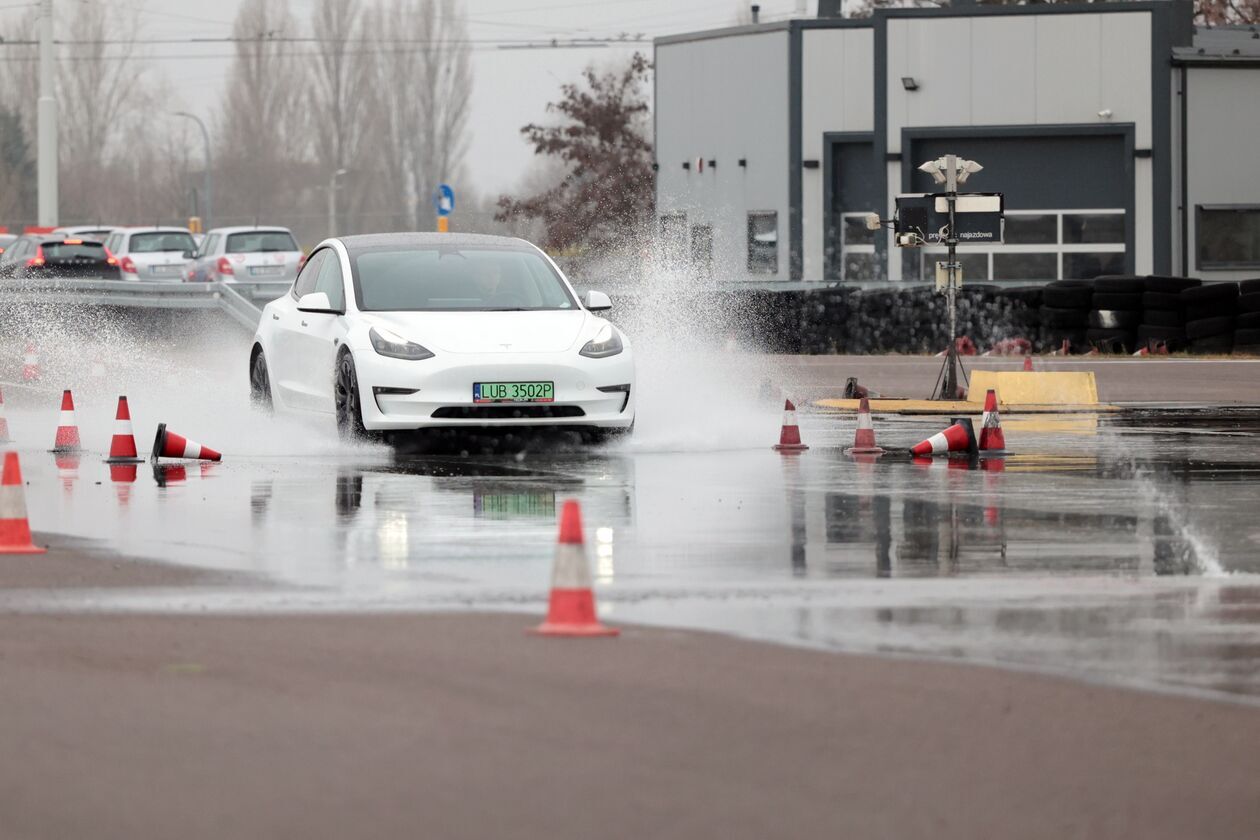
xmin=924 ymin=153 xmax=982 ymax=402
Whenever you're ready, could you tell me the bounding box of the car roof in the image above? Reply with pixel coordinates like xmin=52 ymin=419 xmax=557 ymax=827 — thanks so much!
xmin=337 ymin=232 xmax=535 ymax=255
xmin=206 ymin=226 xmax=295 ymax=236
xmin=53 ymin=225 xmax=121 ymax=233
xmin=118 ymin=226 xmax=195 ymax=234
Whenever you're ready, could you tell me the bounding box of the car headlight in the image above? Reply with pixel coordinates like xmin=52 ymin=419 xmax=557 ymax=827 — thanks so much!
xmin=579 ymin=322 xmax=623 ymax=358
xmin=369 ymin=326 xmax=434 ymax=360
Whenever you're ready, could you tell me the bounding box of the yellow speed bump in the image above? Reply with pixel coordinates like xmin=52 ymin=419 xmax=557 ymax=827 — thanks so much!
xmin=815 ymin=371 xmax=1114 ymax=414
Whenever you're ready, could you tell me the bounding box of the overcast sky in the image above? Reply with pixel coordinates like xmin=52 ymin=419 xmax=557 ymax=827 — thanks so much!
xmin=40 ymin=0 xmax=809 ymax=201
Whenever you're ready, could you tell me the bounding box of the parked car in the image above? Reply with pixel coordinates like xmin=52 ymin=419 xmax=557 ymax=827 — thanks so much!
xmin=0 ymin=233 xmax=15 ymax=257
xmin=0 ymin=235 xmax=120 ymax=280
xmin=103 ymin=226 xmax=198 ymax=282
xmin=187 ymin=226 xmax=303 ymax=284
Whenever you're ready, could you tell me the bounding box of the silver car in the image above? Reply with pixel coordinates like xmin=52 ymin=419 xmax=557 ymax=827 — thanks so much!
xmin=187 ymin=226 xmax=303 ymax=284
xmin=103 ymin=226 xmax=198 ymax=282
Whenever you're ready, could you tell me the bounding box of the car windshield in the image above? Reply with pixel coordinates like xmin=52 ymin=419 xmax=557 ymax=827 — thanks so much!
xmin=352 ymin=247 xmax=577 ymax=312
xmin=226 ymin=231 xmax=298 ymax=253
xmin=129 ymin=232 xmax=196 ymax=253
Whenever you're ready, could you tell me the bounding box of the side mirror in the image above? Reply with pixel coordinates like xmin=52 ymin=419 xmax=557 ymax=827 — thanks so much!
xmin=583 ymin=290 xmax=612 ymax=312
xmin=296 ymin=292 xmax=341 ymax=314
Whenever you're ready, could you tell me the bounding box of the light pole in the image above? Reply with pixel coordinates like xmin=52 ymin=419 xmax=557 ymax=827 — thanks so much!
xmin=328 ymin=168 xmax=347 ymax=237
xmin=173 ymin=112 xmax=212 ymax=230
xmin=36 ymin=0 xmax=57 ymax=226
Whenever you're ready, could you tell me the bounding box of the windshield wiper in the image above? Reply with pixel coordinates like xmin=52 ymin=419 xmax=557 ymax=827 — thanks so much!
xmin=484 ymin=307 xmax=529 ymax=311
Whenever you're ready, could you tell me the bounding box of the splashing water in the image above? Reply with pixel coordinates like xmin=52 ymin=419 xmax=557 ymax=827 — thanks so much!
xmin=1132 ymin=466 xmax=1227 ymax=577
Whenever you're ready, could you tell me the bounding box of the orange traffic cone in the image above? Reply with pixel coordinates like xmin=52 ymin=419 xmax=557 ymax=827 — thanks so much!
xmin=846 ymin=396 xmax=884 ymax=456
xmin=1022 ymin=354 xmax=1034 ymax=371
xmin=978 ymin=389 xmax=1006 ymax=453
xmin=773 ymin=399 xmax=808 ymax=452
xmin=151 ymin=423 xmax=221 ymax=461
xmin=22 ymin=344 xmax=40 ymax=382
xmin=910 ymin=419 xmax=977 ymax=457
xmin=0 ymin=385 xmax=10 ymax=444
xmin=0 ymin=452 xmax=45 ymax=554
xmin=51 ymin=389 xmax=81 ymax=453
xmin=105 ymin=396 xmax=145 ymax=464
xmin=531 ymin=500 xmax=618 ymax=637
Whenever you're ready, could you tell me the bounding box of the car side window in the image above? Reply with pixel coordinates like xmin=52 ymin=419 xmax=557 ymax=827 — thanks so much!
xmin=313 ymin=249 xmax=345 ymax=311
xmin=293 ymin=250 xmax=326 ymax=299
xmin=198 ymin=234 xmax=218 ymax=258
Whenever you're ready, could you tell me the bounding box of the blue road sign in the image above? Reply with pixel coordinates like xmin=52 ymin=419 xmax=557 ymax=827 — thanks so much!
xmin=434 ymin=184 xmax=455 ymax=217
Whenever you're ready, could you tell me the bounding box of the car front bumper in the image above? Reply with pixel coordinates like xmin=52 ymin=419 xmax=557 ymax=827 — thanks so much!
xmin=354 ymin=348 xmax=636 ymax=430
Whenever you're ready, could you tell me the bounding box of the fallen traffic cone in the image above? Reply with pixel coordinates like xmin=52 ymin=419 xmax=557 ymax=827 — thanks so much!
xmin=531 ymin=500 xmax=618 ymax=637
xmin=1023 ymin=354 xmax=1034 ymax=371
xmin=910 ymin=418 xmax=977 ymax=457
xmin=772 ymin=399 xmax=808 ymax=452
xmin=51 ymin=389 xmax=81 ymax=453
xmin=104 ymin=396 xmax=145 ymax=464
xmin=846 ymin=397 xmax=884 ymax=455
xmin=978 ymin=389 xmax=1006 ymax=454
xmin=0 ymin=386 xmax=9 ymax=444
xmin=151 ymin=423 xmax=222 ymax=462
xmin=0 ymin=452 xmax=45 ymax=554
xmin=22 ymin=344 xmax=40 ymax=382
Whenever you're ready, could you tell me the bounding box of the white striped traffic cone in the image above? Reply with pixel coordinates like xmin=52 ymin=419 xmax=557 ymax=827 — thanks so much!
xmin=978 ymin=389 xmax=1006 ymax=454
xmin=773 ymin=399 xmax=808 ymax=452
xmin=51 ymin=389 xmax=81 ymax=453
xmin=531 ymin=500 xmax=618 ymax=637
xmin=105 ymin=396 xmax=145 ymax=464
xmin=151 ymin=423 xmax=222 ymax=462
xmin=846 ymin=396 xmax=884 ymax=455
xmin=910 ymin=419 xmax=977 ymax=457
xmin=0 ymin=452 xmax=45 ymax=554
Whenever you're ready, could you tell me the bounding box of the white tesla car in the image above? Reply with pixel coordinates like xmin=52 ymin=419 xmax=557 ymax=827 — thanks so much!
xmin=250 ymin=233 xmax=635 ymax=441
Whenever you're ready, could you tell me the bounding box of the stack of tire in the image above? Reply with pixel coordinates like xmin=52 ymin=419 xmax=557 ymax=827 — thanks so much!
xmin=1137 ymin=275 xmax=1199 ymax=351
xmin=1086 ymin=274 xmax=1144 ymax=353
xmin=1182 ymin=281 xmax=1239 ymax=354
xmin=1038 ymin=279 xmax=1093 ymax=351
xmin=1235 ymin=279 xmax=1260 ymax=355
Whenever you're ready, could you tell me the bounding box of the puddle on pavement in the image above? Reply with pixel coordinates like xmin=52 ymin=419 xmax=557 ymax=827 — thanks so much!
xmin=5 ymin=409 xmax=1260 ymax=701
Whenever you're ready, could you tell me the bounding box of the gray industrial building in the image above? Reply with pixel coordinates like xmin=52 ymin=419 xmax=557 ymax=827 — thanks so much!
xmin=653 ymin=1 xmax=1260 ymax=285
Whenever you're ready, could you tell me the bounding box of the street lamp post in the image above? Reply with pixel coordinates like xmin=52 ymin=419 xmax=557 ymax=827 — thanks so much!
xmin=37 ymin=0 xmax=58 ymax=226
xmin=328 ymin=168 xmax=348 ymax=237
xmin=173 ymin=111 xmax=212 ymax=230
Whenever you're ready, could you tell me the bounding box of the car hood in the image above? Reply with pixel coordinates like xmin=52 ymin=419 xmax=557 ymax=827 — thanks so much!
xmin=362 ymin=310 xmax=590 ymax=354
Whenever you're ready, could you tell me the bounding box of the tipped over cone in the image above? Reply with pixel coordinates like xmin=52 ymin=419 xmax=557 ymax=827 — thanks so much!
xmin=531 ymin=500 xmax=618 ymax=638
xmin=773 ymin=399 xmax=808 ymax=452
xmin=51 ymin=389 xmax=81 ymax=453
xmin=846 ymin=397 xmax=884 ymax=456
xmin=0 ymin=452 xmax=45 ymax=554
xmin=105 ymin=396 xmax=145 ymax=464
xmin=151 ymin=423 xmax=222 ymax=462
xmin=910 ymin=419 xmax=977 ymax=457
xmin=978 ymin=389 xmax=1007 ymax=454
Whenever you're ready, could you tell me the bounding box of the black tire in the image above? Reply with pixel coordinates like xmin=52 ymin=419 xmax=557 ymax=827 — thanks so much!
xmin=1186 ymin=316 xmax=1236 ymax=341
xmin=1141 ymin=291 xmax=1184 ymax=311
xmin=1145 ymin=275 xmax=1201 ymax=294
xmin=1143 ymin=308 xmax=1184 ymax=328
xmin=1088 ymin=309 xmax=1141 ymax=329
xmin=1039 ymin=306 xmax=1089 ymax=328
xmin=1093 ymin=275 xmax=1145 ymax=293
xmin=1180 ymin=283 xmax=1239 ymax=304
xmin=1091 ymin=292 xmax=1143 ymax=310
xmin=1042 ymin=285 xmax=1093 ymax=309
xmin=1234 ymin=328 xmax=1260 ymax=347
xmin=1137 ymin=324 xmax=1187 ymax=343
xmin=249 ymin=347 xmax=273 ymax=413
xmin=1085 ymin=328 xmax=1135 ymax=352
xmin=1238 ymin=278 xmax=1260 ymax=295
xmin=1189 ymin=334 xmax=1233 ymax=355
xmin=1238 ymin=294 xmax=1260 ymax=314
xmin=1186 ymin=301 xmax=1236 ymax=321
xmin=334 ymin=351 xmax=371 ymax=441
xmin=1236 ymin=312 xmax=1260 ymax=330
xmin=995 ymin=286 xmax=1043 ymax=307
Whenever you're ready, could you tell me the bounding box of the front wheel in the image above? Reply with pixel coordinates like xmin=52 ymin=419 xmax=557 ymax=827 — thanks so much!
xmin=334 ymin=351 xmax=371 ymax=441
xmin=250 ymin=348 xmax=273 ymax=413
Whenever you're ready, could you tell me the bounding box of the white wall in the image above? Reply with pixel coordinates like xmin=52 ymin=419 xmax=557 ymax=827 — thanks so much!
xmin=801 ymin=27 xmax=874 ymax=281
xmin=655 ymin=31 xmax=791 ymax=282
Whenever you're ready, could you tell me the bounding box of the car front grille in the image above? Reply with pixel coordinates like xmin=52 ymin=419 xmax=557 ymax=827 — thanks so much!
xmin=430 ymin=405 xmax=586 ymax=420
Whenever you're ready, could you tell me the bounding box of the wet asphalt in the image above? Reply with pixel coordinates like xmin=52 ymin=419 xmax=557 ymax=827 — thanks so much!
xmin=5 ymin=398 xmax=1260 ymax=704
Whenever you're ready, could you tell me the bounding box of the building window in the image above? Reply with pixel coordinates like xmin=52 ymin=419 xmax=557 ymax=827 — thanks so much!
xmin=1197 ymin=205 xmax=1260 ymax=269
xmin=659 ymin=213 xmax=687 ymax=265
xmin=690 ymin=224 xmax=713 ymax=276
xmin=919 ymin=209 xmax=1125 ymax=283
xmin=747 ymin=212 xmax=778 ymax=274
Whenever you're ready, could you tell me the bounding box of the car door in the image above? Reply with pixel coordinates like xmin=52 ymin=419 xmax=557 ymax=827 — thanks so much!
xmin=270 ymin=249 xmax=326 ymax=411
xmin=289 ymin=247 xmax=348 ymax=412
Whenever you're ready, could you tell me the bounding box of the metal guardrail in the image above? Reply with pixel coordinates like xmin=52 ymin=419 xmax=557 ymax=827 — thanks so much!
xmin=0 ymin=276 xmax=292 ymax=331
